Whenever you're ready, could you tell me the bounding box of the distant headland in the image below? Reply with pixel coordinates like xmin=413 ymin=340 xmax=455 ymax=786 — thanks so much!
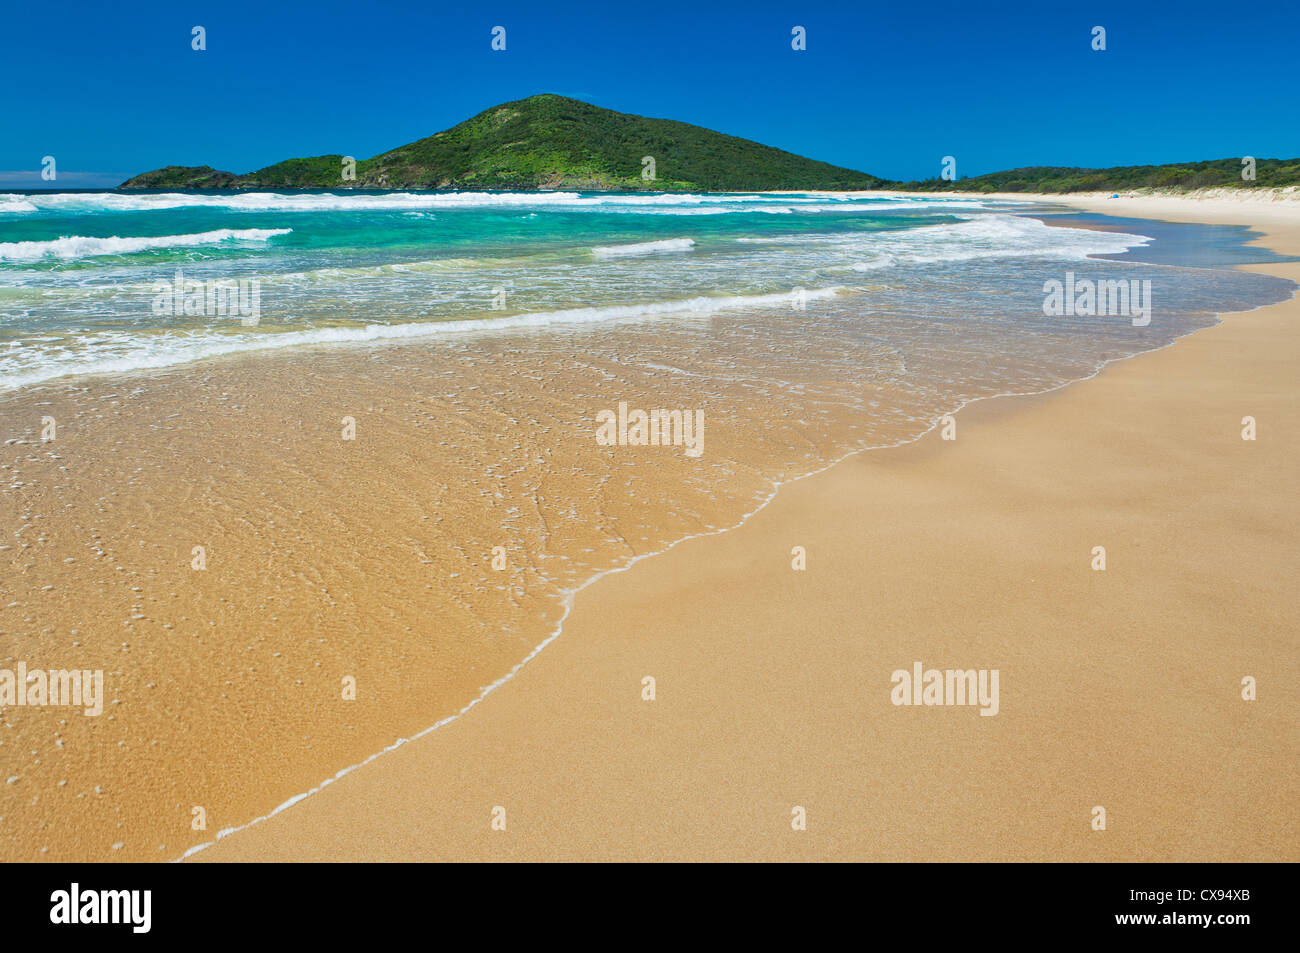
xmin=119 ymin=93 xmax=1300 ymax=195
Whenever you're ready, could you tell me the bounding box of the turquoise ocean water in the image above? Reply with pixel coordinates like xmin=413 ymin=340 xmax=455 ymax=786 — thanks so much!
xmin=0 ymin=190 xmax=1292 ymax=393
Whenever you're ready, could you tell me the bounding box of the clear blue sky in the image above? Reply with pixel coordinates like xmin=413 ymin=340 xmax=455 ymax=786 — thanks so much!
xmin=3 ymin=0 xmax=1296 ymax=187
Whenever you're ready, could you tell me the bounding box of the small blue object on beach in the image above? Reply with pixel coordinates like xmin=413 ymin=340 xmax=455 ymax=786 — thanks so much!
xmin=1110 ymin=193 xmax=1120 ymax=198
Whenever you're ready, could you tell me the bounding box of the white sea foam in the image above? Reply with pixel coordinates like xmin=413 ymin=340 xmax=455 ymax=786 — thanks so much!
xmin=0 ymin=287 xmax=846 ymax=391
xmin=16 ymin=191 xmax=591 ymax=212
xmin=0 ymin=227 xmax=292 ymax=261
xmin=8 ymin=190 xmax=973 ymax=215
xmin=738 ymin=214 xmax=1150 ymax=269
xmin=592 ymin=238 xmax=695 ymax=258
xmin=0 ymin=195 xmax=39 ymax=214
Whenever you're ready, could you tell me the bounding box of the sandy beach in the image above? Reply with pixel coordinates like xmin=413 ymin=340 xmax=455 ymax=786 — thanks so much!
xmin=178 ymin=192 xmax=1298 ymax=862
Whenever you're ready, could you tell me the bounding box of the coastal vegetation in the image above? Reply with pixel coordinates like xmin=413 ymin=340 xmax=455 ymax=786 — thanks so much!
xmin=121 ymin=94 xmax=884 ymax=192
xmin=903 ymin=158 xmax=1300 ymax=193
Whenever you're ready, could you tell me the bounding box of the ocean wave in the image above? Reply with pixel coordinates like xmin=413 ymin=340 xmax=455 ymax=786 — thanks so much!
xmin=0 ymin=287 xmax=847 ymax=390
xmin=15 ymin=191 xmax=589 ymax=212
xmin=591 ymin=238 xmax=695 ymax=258
xmin=0 ymin=228 xmax=293 ymax=261
xmin=620 ymin=205 xmax=798 ymax=216
xmin=7 ymin=190 xmax=974 ymax=215
xmin=739 ymin=214 xmax=1150 ymax=270
xmin=0 ymin=195 xmax=39 ymax=214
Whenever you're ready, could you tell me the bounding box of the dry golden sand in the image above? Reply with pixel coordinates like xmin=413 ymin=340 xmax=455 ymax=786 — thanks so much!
xmin=190 ymin=199 xmax=1299 ymax=862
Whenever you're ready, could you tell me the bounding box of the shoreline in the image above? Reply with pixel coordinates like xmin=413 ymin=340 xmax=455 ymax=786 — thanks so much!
xmin=188 ymin=194 xmax=1299 ymax=862
xmin=178 ymin=315 xmax=1186 ymax=862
